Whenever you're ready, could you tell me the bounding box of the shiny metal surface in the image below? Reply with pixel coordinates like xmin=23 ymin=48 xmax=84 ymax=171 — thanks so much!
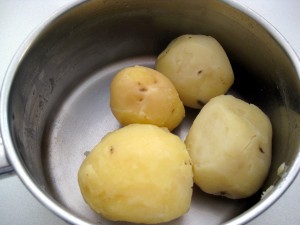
xmin=0 ymin=137 xmax=13 ymax=174
xmin=1 ymin=0 xmax=300 ymax=225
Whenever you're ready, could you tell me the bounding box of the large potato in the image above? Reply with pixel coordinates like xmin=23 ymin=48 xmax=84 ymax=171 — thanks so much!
xmin=155 ymin=34 xmax=234 ymax=108
xmin=78 ymin=124 xmax=193 ymax=224
xmin=110 ymin=66 xmax=185 ymax=131
xmin=185 ymin=95 xmax=272 ymax=199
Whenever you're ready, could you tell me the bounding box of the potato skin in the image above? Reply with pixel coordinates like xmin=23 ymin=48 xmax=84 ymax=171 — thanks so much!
xmin=155 ymin=34 xmax=234 ymax=109
xmin=110 ymin=66 xmax=185 ymax=131
xmin=78 ymin=124 xmax=193 ymax=224
xmin=185 ymin=95 xmax=272 ymax=199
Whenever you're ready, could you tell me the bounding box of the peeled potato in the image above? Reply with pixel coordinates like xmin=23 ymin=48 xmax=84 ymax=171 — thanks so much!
xmin=110 ymin=66 xmax=185 ymax=131
xmin=185 ymin=95 xmax=272 ymax=199
xmin=155 ymin=34 xmax=234 ymax=108
xmin=78 ymin=124 xmax=193 ymax=224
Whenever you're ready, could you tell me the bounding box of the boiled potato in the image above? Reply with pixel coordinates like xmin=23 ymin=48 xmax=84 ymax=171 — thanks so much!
xmin=155 ymin=34 xmax=234 ymax=108
xmin=78 ymin=124 xmax=193 ymax=224
xmin=185 ymin=95 xmax=272 ymax=199
xmin=110 ymin=66 xmax=185 ymax=131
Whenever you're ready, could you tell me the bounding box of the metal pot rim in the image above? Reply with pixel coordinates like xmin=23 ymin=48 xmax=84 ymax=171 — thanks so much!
xmin=1 ymin=1 xmax=300 ymax=225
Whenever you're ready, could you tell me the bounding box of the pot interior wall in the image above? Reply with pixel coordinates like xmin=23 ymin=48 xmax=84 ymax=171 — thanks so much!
xmin=7 ymin=0 xmax=300 ymax=224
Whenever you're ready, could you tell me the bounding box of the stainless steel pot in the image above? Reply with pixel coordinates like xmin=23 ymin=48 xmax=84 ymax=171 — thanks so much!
xmin=1 ymin=0 xmax=300 ymax=224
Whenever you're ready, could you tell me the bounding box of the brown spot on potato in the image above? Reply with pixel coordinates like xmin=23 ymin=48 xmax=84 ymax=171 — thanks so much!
xmin=197 ymin=100 xmax=204 ymax=107
xmin=109 ymin=146 xmax=114 ymax=154
xmin=184 ymin=160 xmax=192 ymax=166
xmin=197 ymin=70 xmax=203 ymax=75
xmin=219 ymin=191 xmax=227 ymax=196
xmin=139 ymin=87 xmax=148 ymax=92
xmin=259 ymin=147 xmax=264 ymax=153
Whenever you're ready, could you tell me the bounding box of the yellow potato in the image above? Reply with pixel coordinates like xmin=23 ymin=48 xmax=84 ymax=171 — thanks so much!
xmin=155 ymin=34 xmax=234 ymax=108
xmin=185 ymin=95 xmax=272 ymax=199
xmin=78 ymin=124 xmax=193 ymax=224
xmin=110 ymin=66 xmax=185 ymax=131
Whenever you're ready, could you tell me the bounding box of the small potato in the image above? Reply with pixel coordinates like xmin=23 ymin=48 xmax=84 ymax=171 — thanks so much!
xmin=110 ymin=66 xmax=185 ymax=131
xmin=185 ymin=95 xmax=272 ymax=199
xmin=78 ymin=124 xmax=193 ymax=224
xmin=155 ymin=34 xmax=234 ymax=108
